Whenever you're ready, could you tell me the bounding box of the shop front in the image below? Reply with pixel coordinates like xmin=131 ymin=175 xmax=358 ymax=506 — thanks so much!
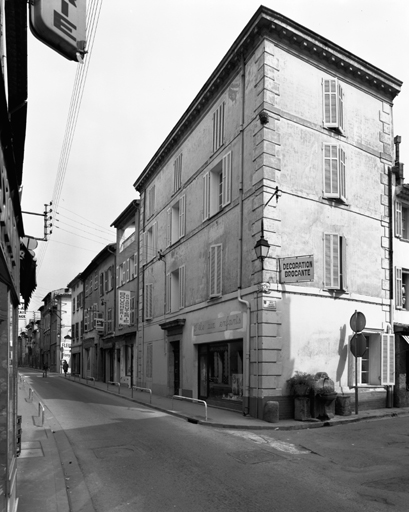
xmin=198 ymin=339 xmax=243 ymax=411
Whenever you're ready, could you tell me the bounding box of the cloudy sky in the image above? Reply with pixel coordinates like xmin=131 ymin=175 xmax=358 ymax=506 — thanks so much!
xmin=22 ymin=0 xmax=409 ymax=315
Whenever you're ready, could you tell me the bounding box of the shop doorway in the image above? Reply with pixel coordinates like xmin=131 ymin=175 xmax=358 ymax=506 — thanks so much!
xmin=170 ymin=341 xmax=180 ymax=395
xmin=198 ymin=340 xmax=243 ymax=411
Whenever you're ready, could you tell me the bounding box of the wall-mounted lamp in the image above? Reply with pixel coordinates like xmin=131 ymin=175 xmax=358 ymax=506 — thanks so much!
xmin=254 ymin=186 xmax=281 ymax=267
xmin=258 ymin=110 xmax=269 ymax=125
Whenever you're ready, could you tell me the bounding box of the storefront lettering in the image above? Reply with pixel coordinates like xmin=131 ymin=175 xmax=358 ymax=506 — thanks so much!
xmin=194 ymin=313 xmax=243 ymax=336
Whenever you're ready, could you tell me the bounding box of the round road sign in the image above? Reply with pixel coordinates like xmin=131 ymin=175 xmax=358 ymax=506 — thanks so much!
xmin=350 ymin=311 xmax=366 ymax=333
xmin=350 ymin=333 xmax=367 ymax=357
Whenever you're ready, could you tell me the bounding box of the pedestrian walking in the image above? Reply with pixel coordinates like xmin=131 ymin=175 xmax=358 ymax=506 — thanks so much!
xmin=62 ymin=360 xmax=68 ymax=377
xmin=43 ymin=363 xmax=48 ymax=378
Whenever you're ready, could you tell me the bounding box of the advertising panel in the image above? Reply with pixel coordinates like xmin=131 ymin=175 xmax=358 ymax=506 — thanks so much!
xmin=118 ymin=290 xmax=130 ymax=325
xmin=30 ymin=0 xmax=86 ymax=61
xmin=279 ymin=255 xmax=314 ymax=283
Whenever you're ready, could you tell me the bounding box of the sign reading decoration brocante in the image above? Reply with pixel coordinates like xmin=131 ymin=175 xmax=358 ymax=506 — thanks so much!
xmin=279 ymin=255 xmax=314 ymax=284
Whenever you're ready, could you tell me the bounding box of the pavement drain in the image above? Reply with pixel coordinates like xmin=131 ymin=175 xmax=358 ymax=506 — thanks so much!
xmin=227 ymin=449 xmax=285 ymax=464
xmin=19 ymin=441 xmax=44 ymax=458
xmin=93 ymin=445 xmax=144 ymax=459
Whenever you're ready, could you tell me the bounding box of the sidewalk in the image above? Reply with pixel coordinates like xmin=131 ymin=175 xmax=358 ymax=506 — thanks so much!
xmin=63 ymin=370 xmax=409 ymax=430
xmin=17 ymin=375 xmax=70 ymax=512
xmin=16 ymin=368 xmax=409 ymax=512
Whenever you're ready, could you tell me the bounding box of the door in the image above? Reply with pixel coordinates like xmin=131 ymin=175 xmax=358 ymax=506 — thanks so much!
xmin=171 ymin=341 xmax=180 ymax=395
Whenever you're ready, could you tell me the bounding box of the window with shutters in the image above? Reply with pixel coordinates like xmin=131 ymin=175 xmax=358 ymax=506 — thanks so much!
xmin=166 ymin=265 xmax=186 ymax=313
xmin=323 ymin=78 xmax=344 ymax=133
xmin=107 ymin=308 xmax=113 ymax=332
xmin=100 ymin=273 xmax=104 ymax=296
xmin=203 ymin=152 xmax=232 ymax=221
xmin=146 ymin=185 xmax=155 ymax=219
xmin=348 ymin=333 xmax=395 ymax=386
xmin=174 ymin=153 xmax=182 ymax=192
xmin=167 ymin=195 xmax=186 ymax=246
xmin=323 ymin=144 xmax=346 ymax=202
xmin=395 ymin=200 xmax=409 ymax=240
xmin=129 ymin=255 xmax=135 ymax=280
xmin=145 ymin=222 xmax=158 ymax=263
xmin=395 ymin=267 xmax=409 ymax=310
xmin=212 ymin=102 xmax=225 ymax=153
xmin=209 ymin=244 xmax=222 ymax=298
xmin=324 ymin=234 xmax=347 ymax=291
xmin=145 ymin=283 xmax=153 ymax=320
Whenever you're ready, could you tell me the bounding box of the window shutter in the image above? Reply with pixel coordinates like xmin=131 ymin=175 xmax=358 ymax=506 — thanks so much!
xmin=110 ymin=266 xmax=115 ymax=290
xmin=222 ymin=152 xmax=232 ymax=207
xmin=141 ymin=231 xmax=146 ymax=265
xmin=126 ymin=258 xmax=130 ymax=282
xmin=104 ymin=270 xmax=108 ymax=292
xmin=134 ymin=252 xmax=138 ymax=277
xmin=381 ymin=334 xmax=395 ymax=385
xmin=166 ymin=208 xmax=171 ymax=247
xmin=116 ymin=266 xmax=119 ymax=287
xmin=339 ymin=148 xmax=346 ymax=201
xmin=209 ymin=244 xmax=222 ymax=297
xmin=179 ymin=195 xmax=185 ymax=238
xmin=145 ymin=283 xmax=153 ymax=320
xmin=396 ymin=201 xmax=402 ymax=237
xmin=203 ymin=172 xmax=210 ymax=221
xmin=179 ymin=265 xmax=185 ymax=309
xmin=396 ymin=267 xmax=403 ymax=308
xmin=153 ymin=222 xmax=158 ymax=257
xmin=347 ymin=335 xmax=362 ymax=387
xmin=324 ymin=144 xmax=339 ymax=197
xmin=324 ymin=79 xmax=337 ymax=127
xmin=324 ymin=233 xmax=340 ymax=289
xmin=338 ymin=83 xmax=344 ymax=132
xmin=165 ymin=273 xmax=171 ymax=314
xmin=341 ymin=236 xmax=347 ymax=291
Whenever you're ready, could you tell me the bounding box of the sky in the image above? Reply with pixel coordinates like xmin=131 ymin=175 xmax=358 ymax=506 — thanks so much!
xmin=22 ymin=0 xmax=409 ymax=316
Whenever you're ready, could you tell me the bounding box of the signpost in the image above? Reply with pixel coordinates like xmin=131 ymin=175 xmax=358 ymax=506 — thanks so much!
xmin=350 ymin=310 xmax=366 ymax=414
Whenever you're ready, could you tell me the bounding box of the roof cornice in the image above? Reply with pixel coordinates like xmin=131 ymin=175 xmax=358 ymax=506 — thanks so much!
xmin=133 ymin=6 xmax=402 ymax=192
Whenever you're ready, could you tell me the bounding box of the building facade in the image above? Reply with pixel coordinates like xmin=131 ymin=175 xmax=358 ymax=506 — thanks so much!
xmin=132 ymin=7 xmax=402 ymax=419
xmin=40 ymin=289 xmax=72 ymax=373
xmin=67 ymin=274 xmax=84 ymax=375
xmin=111 ymin=200 xmax=140 ymax=386
xmin=0 ymin=2 xmax=37 ymax=510
xmin=81 ymin=244 xmax=116 ymax=381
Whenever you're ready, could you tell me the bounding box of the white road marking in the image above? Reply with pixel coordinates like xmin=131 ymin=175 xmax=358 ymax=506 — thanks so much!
xmin=224 ymin=430 xmax=310 ymax=455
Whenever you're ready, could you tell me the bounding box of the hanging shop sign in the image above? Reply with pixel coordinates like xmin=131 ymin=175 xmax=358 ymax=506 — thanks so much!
xmin=118 ymin=290 xmax=130 ymax=325
xmin=30 ymin=0 xmax=87 ymax=62
xmin=279 ymin=255 xmax=314 ymax=283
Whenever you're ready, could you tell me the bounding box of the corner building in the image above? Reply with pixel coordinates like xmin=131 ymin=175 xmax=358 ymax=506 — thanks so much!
xmin=133 ymin=7 xmax=402 ymax=419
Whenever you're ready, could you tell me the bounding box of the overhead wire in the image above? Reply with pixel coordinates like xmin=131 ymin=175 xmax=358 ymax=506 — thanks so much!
xmin=36 ymin=0 xmax=104 ymax=272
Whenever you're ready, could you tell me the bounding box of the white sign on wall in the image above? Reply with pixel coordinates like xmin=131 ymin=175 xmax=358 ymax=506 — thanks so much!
xmin=279 ymin=255 xmax=314 ymax=283
xmin=118 ymin=290 xmax=130 ymax=325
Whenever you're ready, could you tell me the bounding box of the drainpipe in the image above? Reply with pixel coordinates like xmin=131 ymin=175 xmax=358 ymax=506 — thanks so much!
xmin=237 ymin=51 xmax=251 ymax=415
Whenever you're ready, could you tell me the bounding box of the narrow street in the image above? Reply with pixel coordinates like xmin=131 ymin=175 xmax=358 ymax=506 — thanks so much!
xmin=21 ymin=370 xmax=409 ymax=512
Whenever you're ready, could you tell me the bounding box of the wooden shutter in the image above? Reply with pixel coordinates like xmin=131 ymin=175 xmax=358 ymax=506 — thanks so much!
xmin=381 ymin=334 xmax=395 ymax=385
xmin=203 ymin=172 xmax=210 ymax=221
xmin=338 ymin=83 xmax=344 ymax=132
xmin=134 ymin=252 xmax=138 ymax=277
xmin=324 ymin=144 xmax=339 ymax=197
xmin=166 ymin=208 xmax=171 ymax=247
xmin=179 ymin=265 xmax=185 ymax=309
xmin=347 ymin=335 xmax=362 ymax=387
xmin=165 ymin=273 xmax=171 ymax=314
xmin=179 ymin=195 xmax=185 ymax=238
xmin=339 ymin=148 xmax=346 ymax=201
xmin=324 ymin=233 xmax=340 ymax=289
xmin=396 ymin=201 xmax=402 ymax=237
xmin=145 ymin=283 xmax=153 ymax=320
xmin=209 ymin=244 xmax=222 ymax=297
xmin=222 ymin=152 xmax=232 ymax=207
xmin=153 ymin=222 xmax=158 ymax=257
xmin=323 ymin=79 xmax=337 ymax=127
xmin=126 ymin=258 xmax=130 ymax=282
xmin=396 ymin=267 xmax=403 ymax=308
xmin=341 ymin=236 xmax=347 ymax=291
xmin=116 ymin=266 xmax=119 ymax=287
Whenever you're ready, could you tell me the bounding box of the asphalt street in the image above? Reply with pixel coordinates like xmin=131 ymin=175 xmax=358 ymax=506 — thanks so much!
xmin=23 ymin=371 xmax=409 ymax=512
